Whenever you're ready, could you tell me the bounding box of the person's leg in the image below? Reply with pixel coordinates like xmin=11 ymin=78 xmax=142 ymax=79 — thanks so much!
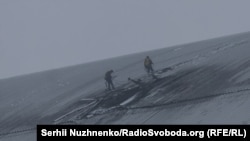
xmin=149 ymin=65 xmax=154 ymax=73
xmin=145 ymin=66 xmax=150 ymax=74
xmin=107 ymin=81 xmax=111 ymax=90
xmin=105 ymin=80 xmax=108 ymax=89
xmin=110 ymin=81 xmax=115 ymax=89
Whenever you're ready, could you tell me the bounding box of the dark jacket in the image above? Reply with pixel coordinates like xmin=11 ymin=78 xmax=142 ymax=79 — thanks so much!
xmin=105 ymin=70 xmax=113 ymax=81
xmin=144 ymin=57 xmax=153 ymax=67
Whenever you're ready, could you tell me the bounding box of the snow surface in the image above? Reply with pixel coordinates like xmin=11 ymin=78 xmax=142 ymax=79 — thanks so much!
xmin=1 ymin=32 xmax=250 ymax=140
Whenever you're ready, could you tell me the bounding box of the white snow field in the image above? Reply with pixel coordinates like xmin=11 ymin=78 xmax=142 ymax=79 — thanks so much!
xmin=1 ymin=32 xmax=250 ymax=140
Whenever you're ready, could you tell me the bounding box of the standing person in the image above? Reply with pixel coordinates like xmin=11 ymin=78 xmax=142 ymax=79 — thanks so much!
xmin=144 ymin=56 xmax=154 ymax=74
xmin=104 ymin=70 xmax=115 ymax=90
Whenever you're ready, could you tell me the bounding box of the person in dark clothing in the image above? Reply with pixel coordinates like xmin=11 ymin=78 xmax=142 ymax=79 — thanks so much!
xmin=144 ymin=56 xmax=154 ymax=74
xmin=104 ymin=70 xmax=115 ymax=90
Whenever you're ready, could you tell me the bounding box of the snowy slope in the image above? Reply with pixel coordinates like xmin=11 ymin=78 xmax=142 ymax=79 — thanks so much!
xmin=1 ymin=32 xmax=250 ymax=140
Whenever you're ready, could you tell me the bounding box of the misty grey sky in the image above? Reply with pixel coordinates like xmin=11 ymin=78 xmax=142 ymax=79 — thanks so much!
xmin=1 ymin=0 xmax=250 ymax=79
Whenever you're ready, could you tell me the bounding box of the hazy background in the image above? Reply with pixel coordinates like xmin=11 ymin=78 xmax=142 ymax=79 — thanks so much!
xmin=1 ymin=0 xmax=250 ymax=79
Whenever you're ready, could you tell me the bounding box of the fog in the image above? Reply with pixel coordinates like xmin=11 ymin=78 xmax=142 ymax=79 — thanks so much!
xmin=1 ymin=0 xmax=250 ymax=79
